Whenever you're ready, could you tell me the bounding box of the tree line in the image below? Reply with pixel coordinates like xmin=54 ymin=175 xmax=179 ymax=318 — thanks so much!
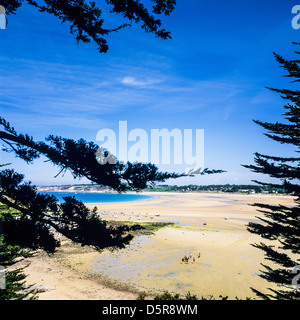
xmin=0 ymin=0 xmax=299 ymax=300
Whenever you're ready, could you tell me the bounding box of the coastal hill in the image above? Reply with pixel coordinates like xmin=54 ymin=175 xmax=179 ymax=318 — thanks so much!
xmin=37 ymin=184 xmax=286 ymax=194
xmin=37 ymin=184 xmax=113 ymax=193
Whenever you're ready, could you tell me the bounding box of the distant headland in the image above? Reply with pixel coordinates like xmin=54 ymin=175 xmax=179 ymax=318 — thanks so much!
xmin=36 ymin=184 xmax=287 ymax=195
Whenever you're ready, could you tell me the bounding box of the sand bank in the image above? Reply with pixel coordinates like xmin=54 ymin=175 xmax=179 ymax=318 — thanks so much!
xmin=24 ymin=192 xmax=295 ymax=300
xmin=86 ymin=191 xmax=295 ymax=231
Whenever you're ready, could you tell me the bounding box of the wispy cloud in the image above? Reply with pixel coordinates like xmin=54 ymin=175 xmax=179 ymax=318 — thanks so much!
xmin=120 ymin=76 xmax=163 ymax=87
xmin=0 ymin=56 xmax=245 ymax=134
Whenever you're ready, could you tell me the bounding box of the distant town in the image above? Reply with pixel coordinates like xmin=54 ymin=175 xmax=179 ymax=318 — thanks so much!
xmin=146 ymin=184 xmax=287 ymax=194
xmin=37 ymin=184 xmax=287 ymax=194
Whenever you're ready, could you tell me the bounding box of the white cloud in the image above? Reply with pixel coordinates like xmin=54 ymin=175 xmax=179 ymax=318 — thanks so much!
xmin=121 ymin=76 xmax=162 ymax=87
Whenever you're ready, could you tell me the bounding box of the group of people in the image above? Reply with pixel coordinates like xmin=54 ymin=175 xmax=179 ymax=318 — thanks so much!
xmin=181 ymin=252 xmax=200 ymax=264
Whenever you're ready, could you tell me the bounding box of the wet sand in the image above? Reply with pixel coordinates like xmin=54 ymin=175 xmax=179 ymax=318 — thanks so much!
xmin=85 ymin=192 xmax=294 ymax=299
xmin=25 ymin=192 xmax=295 ymax=299
xmin=86 ymin=191 xmax=294 ymax=231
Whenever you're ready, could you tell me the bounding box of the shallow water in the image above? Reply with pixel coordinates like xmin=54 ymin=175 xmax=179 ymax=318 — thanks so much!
xmin=40 ymin=192 xmax=153 ymax=204
xmin=93 ymin=235 xmax=153 ymax=282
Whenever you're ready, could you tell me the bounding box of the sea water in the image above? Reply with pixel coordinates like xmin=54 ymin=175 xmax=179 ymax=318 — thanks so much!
xmin=39 ymin=192 xmax=153 ymax=204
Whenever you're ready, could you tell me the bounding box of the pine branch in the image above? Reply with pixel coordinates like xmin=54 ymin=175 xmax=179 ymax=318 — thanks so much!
xmin=3 ymin=0 xmax=176 ymax=53
xmin=0 ymin=168 xmax=143 ymax=252
xmin=0 ymin=118 xmax=186 ymax=192
xmin=244 ymin=43 xmax=300 ymax=299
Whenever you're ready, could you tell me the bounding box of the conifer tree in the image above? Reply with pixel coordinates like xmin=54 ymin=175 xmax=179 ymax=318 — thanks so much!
xmin=0 ymin=233 xmax=35 ymax=300
xmin=0 ymin=0 xmax=176 ymax=52
xmin=243 ymin=43 xmax=300 ymax=300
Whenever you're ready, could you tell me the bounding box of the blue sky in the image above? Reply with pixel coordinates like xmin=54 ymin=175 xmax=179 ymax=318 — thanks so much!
xmin=0 ymin=0 xmax=299 ymax=186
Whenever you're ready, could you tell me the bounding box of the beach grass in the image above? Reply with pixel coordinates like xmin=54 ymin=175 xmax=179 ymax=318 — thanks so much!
xmin=122 ymin=221 xmax=175 ymax=232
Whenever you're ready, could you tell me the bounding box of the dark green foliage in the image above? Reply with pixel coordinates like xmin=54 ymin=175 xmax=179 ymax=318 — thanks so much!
xmin=0 ymin=0 xmax=23 ymax=14
xmin=0 ymin=235 xmax=35 ymax=300
xmin=147 ymin=184 xmax=285 ymax=193
xmin=0 ymin=0 xmax=176 ymax=52
xmin=0 ymin=169 xmax=142 ymax=253
xmin=154 ymin=291 xmax=181 ymax=300
xmin=152 ymin=290 xmax=228 ymax=300
xmin=243 ymin=44 xmax=300 ymax=300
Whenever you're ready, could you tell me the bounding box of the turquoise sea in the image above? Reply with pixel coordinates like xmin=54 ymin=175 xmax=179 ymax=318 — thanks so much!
xmin=40 ymin=192 xmax=153 ymax=204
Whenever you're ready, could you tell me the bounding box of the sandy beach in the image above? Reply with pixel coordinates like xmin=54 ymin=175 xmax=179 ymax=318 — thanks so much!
xmin=23 ymin=192 xmax=295 ymax=300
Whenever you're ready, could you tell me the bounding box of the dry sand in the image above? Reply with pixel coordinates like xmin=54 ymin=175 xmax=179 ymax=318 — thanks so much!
xmin=23 ymin=192 xmax=295 ymax=300
xmin=22 ymin=247 xmax=138 ymax=300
